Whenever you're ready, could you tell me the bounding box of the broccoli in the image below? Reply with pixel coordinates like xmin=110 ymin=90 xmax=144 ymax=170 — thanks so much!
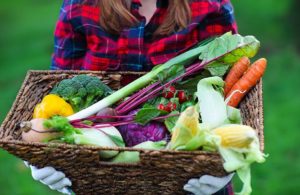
xmin=51 ymin=75 xmax=113 ymax=112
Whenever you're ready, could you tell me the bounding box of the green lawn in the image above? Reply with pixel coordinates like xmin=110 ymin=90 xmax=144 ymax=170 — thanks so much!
xmin=0 ymin=0 xmax=299 ymax=194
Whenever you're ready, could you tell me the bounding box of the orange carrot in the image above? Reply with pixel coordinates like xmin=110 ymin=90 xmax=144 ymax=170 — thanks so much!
xmin=226 ymin=58 xmax=267 ymax=107
xmin=224 ymin=56 xmax=250 ymax=96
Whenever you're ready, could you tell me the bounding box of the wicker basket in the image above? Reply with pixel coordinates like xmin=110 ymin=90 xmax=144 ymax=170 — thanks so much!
xmin=0 ymin=70 xmax=264 ymax=195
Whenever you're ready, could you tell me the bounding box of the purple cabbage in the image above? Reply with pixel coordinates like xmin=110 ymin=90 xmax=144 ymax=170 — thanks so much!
xmin=118 ymin=110 xmax=169 ymax=147
xmin=118 ymin=122 xmax=169 ymax=147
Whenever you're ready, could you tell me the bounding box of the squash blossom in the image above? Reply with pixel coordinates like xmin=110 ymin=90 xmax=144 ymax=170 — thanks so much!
xmin=169 ymin=106 xmax=200 ymax=149
xmin=33 ymin=94 xmax=74 ymax=119
xmin=213 ymin=124 xmax=256 ymax=149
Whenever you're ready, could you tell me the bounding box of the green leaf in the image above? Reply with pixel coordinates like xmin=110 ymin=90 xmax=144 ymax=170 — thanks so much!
xmin=134 ymin=106 xmax=167 ymax=125
xmin=164 ymin=111 xmax=179 ymax=133
xmin=175 ymin=70 xmax=211 ymax=93
xmin=199 ymin=32 xmax=260 ymax=64
xmin=206 ymin=62 xmax=230 ymax=77
xmin=147 ymin=97 xmax=169 ymax=107
xmin=157 ymin=64 xmax=185 ymax=83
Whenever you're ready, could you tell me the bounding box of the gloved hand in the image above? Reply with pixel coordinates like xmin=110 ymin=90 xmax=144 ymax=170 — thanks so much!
xmin=183 ymin=173 xmax=234 ymax=195
xmin=24 ymin=162 xmax=73 ymax=195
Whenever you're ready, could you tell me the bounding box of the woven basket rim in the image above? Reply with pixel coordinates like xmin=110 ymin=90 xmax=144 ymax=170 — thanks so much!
xmin=0 ymin=139 xmax=222 ymax=156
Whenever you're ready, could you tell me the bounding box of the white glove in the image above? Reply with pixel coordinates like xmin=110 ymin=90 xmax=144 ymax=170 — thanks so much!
xmin=183 ymin=173 xmax=234 ymax=195
xmin=24 ymin=162 xmax=73 ymax=195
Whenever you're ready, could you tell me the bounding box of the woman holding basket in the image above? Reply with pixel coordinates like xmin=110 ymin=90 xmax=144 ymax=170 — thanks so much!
xmin=29 ymin=0 xmax=237 ymax=194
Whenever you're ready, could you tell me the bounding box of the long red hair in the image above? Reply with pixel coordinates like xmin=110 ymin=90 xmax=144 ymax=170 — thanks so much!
xmin=96 ymin=0 xmax=191 ymax=35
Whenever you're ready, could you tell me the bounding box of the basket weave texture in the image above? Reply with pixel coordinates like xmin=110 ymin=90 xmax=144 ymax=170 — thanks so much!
xmin=0 ymin=70 xmax=264 ymax=195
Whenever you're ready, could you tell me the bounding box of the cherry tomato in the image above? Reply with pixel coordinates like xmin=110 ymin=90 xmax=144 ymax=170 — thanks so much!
xmin=162 ymin=86 xmax=176 ymax=99
xmin=157 ymin=104 xmax=166 ymax=111
xmin=177 ymin=90 xmax=188 ymax=103
xmin=166 ymin=102 xmax=177 ymax=112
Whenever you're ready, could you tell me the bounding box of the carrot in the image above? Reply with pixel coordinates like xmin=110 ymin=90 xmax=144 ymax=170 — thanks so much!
xmin=224 ymin=56 xmax=250 ymax=96
xmin=226 ymin=58 xmax=267 ymax=107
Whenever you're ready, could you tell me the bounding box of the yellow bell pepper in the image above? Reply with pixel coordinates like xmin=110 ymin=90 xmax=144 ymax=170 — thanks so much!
xmin=33 ymin=94 xmax=74 ymax=119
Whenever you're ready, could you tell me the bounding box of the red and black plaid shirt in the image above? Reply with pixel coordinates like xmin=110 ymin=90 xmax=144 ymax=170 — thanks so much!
xmin=51 ymin=0 xmax=237 ymax=71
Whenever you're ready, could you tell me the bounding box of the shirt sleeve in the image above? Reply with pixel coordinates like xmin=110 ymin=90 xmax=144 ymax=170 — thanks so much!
xmin=200 ymin=0 xmax=238 ymax=40
xmin=51 ymin=1 xmax=86 ymax=70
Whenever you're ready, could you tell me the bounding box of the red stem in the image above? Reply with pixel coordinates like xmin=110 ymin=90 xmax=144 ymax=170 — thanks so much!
xmin=117 ymin=61 xmax=204 ymax=115
xmin=115 ymin=82 xmax=160 ymax=111
xmin=73 ymin=113 xmax=179 ymax=129
xmin=115 ymin=82 xmax=160 ymax=114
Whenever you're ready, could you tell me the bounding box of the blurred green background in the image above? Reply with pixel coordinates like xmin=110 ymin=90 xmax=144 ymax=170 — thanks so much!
xmin=0 ymin=0 xmax=299 ymax=194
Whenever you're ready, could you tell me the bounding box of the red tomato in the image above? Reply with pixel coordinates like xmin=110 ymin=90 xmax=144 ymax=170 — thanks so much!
xmin=162 ymin=86 xmax=176 ymax=99
xmin=177 ymin=91 xmax=188 ymax=103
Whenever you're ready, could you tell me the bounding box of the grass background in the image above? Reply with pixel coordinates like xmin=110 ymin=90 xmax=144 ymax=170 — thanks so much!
xmin=0 ymin=0 xmax=299 ymax=194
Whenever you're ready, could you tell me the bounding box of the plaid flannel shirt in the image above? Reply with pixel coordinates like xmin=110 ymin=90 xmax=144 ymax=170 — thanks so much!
xmin=51 ymin=0 xmax=237 ymax=71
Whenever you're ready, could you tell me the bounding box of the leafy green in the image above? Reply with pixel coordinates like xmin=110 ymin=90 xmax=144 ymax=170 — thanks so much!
xmin=206 ymin=62 xmax=230 ymax=77
xmin=147 ymin=97 xmax=169 ymax=107
xmin=175 ymin=70 xmax=211 ymax=94
xmin=134 ymin=105 xmax=167 ymax=125
xmin=157 ymin=64 xmax=185 ymax=83
xmin=164 ymin=111 xmax=179 ymax=133
xmin=198 ymin=32 xmax=260 ymax=64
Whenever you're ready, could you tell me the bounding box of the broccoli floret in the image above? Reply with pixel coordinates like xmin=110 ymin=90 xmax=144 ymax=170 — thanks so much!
xmin=51 ymin=75 xmax=113 ymax=112
xmin=73 ymin=75 xmax=113 ymax=95
xmin=73 ymin=75 xmax=113 ymax=107
xmin=51 ymin=79 xmax=87 ymax=111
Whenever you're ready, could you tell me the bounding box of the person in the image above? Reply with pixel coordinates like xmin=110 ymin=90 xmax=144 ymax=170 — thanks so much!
xmin=28 ymin=0 xmax=238 ymax=194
